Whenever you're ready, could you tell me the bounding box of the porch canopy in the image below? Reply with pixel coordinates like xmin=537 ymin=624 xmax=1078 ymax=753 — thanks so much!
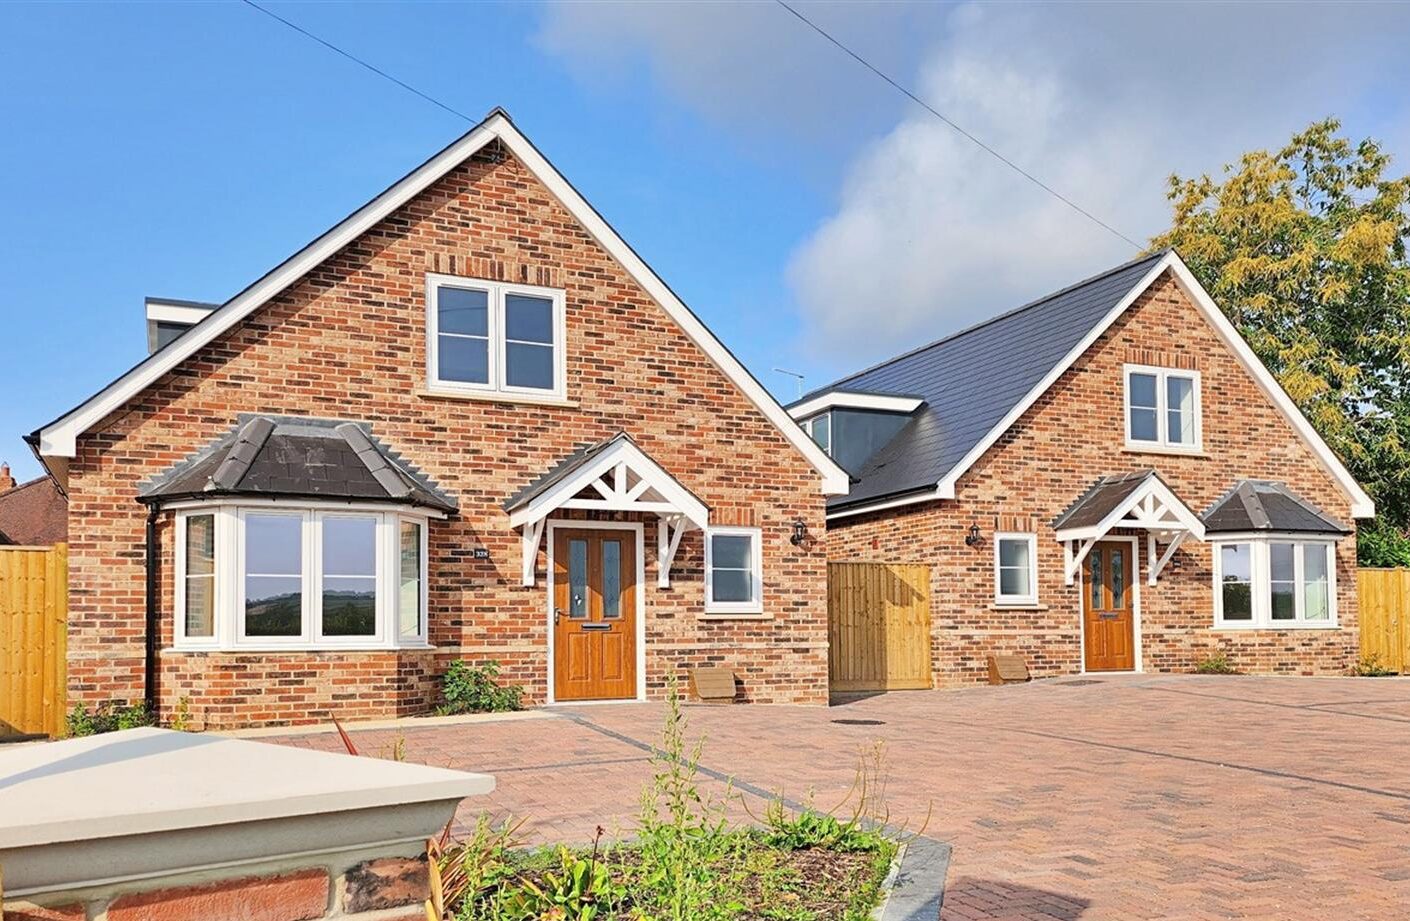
xmin=1052 ymin=469 xmax=1205 ymax=586
xmin=504 ymin=433 xmax=709 ymax=587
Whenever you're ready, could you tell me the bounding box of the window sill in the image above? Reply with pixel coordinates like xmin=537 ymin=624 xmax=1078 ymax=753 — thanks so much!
xmin=164 ymin=643 xmax=437 ymax=654
xmin=701 ymin=610 xmax=769 ymax=620
xmin=417 ymin=387 xmax=576 ymax=409
xmin=1211 ymin=624 xmax=1339 ymax=632
xmin=990 ymin=602 xmax=1047 ymax=611
xmin=1122 ymin=444 xmax=1207 ymax=458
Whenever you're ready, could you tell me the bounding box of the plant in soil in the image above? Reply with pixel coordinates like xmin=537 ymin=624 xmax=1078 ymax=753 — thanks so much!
xmin=433 ymin=679 xmax=902 ymax=921
xmin=438 ymin=659 xmax=525 ymax=715
xmin=1354 ymin=652 xmax=1397 ymax=677
xmin=66 ymin=700 xmax=157 ymax=737
xmin=1194 ymin=651 xmax=1238 ymax=674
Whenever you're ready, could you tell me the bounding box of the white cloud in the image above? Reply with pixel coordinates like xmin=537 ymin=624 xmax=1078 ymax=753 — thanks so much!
xmin=539 ymin=1 xmax=1410 ymax=364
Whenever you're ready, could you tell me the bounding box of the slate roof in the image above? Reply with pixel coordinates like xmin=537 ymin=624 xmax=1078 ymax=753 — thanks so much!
xmin=1051 ymin=469 xmax=1161 ymax=532
xmin=818 ymin=251 xmax=1168 ymax=511
xmin=138 ymin=416 xmax=457 ymax=513
xmin=1201 ymin=480 xmax=1347 ymax=535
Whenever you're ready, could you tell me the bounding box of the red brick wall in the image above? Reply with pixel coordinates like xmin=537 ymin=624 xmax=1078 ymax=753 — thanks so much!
xmin=66 ymin=147 xmax=829 ymax=729
xmin=829 ymin=271 xmax=1360 ymax=684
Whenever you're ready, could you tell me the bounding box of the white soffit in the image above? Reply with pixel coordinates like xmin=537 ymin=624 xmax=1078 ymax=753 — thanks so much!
xmin=35 ymin=111 xmax=849 ymax=497
xmin=787 ymin=390 xmax=925 ymax=420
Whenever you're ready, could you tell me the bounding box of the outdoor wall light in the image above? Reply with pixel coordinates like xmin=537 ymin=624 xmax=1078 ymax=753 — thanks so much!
xmin=790 ymin=519 xmax=809 ymax=546
xmin=964 ymin=522 xmax=983 ymax=547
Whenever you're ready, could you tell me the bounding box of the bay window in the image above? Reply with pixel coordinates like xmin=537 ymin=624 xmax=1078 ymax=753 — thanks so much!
xmin=427 ymin=274 xmax=565 ymax=399
xmin=175 ymin=505 xmax=431 ymax=651
xmin=1214 ymin=539 xmax=1336 ymax=628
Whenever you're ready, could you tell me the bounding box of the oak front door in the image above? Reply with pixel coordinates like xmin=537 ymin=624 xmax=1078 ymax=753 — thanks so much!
xmin=1083 ymin=540 xmax=1135 ymax=671
xmin=553 ymin=528 xmax=638 ymax=701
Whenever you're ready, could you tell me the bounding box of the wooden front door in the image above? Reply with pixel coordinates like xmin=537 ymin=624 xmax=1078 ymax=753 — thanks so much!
xmin=1083 ymin=540 xmax=1135 ymax=671
xmin=553 ymin=528 xmax=638 ymax=701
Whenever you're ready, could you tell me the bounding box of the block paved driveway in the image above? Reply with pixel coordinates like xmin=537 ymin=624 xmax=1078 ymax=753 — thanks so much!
xmin=274 ymin=675 xmax=1410 ymax=920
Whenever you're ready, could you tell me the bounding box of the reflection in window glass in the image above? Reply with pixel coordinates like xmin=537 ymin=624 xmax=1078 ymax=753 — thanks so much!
xmin=569 ymin=539 xmax=588 ymax=617
xmin=709 ymin=534 xmax=755 ymax=604
xmin=322 ymin=517 xmax=377 ymax=636
xmin=1269 ymin=543 xmax=1296 ymax=620
xmin=504 ymin=294 xmax=555 ymax=390
xmin=1167 ymin=376 xmax=1196 ymax=444
xmin=1303 ymin=544 xmax=1330 ymax=621
xmin=1111 ymin=549 xmax=1125 ymax=608
xmin=997 ymin=538 xmax=1032 ymax=599
xmin=399 ymin=521 xmax=423 ymax=639
xmin=809 ymin=413 xmax=831 ymax=455
xmin=1090 ymin=549 xmax=1103 ymax=608
xmin=1128 ymin=373 xmax=1159 ymax=442
xmin=184 ymin=514 xmax=215 ymax=638
xmin=603 ymin=540 xmax=621 ymax=618
xmin=437 ymin=286 xmax=490 ymax=385
xmin=245 ymin=514 xmax=303 ymax=637
xmin=1220 ymin=543 xmax=1253 ymax=620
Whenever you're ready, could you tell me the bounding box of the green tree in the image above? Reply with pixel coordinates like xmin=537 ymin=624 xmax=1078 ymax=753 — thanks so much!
xmin=1150 ymin=118 xmax=1410 ymax=564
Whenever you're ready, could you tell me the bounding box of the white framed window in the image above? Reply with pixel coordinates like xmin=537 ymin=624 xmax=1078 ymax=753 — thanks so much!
xmin=1124 ymin=364 xmax=1201 ymax=452
xmin=994 ymin=532 xmax=1038 ymax=606
xmin=426 ymin=273 xmax=566 ymax=399
xmin=704 ymin=526 xmax=763 ymax=615
xmin=1213 ymin=538 xmax=1337 ymax=628
xmin=803 ymin=412 xmax=832 ymax=456
xmin=175 ymin=511 xmax=218 ymax=646
xmin=173 ymin=503 xmax=432 ymax=651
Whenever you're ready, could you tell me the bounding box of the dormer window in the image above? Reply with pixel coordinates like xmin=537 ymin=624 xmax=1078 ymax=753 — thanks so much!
xmin=1124 ymin=365 xmax=1200 ymax=452
xmin=803 ymin=412 xmax=832 ymax=455
xmin=427 ymin=274 xmax=566 ymax=400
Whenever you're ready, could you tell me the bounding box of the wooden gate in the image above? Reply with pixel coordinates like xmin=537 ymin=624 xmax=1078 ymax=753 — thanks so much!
xmin=827 ymin=562 xmax=932 ymax=691
xmin=1359 ymin=568 xmax=1410 ymax=674
xmin=0 ymin=543 xmax=68 ymax=738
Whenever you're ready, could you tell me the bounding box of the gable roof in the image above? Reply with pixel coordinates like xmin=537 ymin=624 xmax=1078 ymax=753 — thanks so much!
xmin=138 ymin=415 xmax=457 ymax=513
xmin=28 ymin=108 xmax=848 ymax=497
xmin=824 ymin=250 xmax=1374 ymax=520
xmin=1202 ymin=480 xmax=1348 ymax=535
xmin=0 ymin=475 xmax=67 ymax=546
xmin=1051 ymin=469 xmax=1160 ymax=532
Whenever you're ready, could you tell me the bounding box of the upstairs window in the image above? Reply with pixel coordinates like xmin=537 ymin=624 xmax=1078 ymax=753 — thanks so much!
xmin=427 ymin=274 xmax=565 ymax=399
xmin=803 ymin=412 xmax=832 ymax=455
xmin=1124 ymin=365 xmax=1200 ymax=451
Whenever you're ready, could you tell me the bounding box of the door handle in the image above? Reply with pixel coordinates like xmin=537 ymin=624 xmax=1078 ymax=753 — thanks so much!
xmin=554 ymin=608 xmax=564 ymax=624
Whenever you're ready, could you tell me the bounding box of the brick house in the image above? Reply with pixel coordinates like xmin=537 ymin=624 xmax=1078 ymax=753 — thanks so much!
xmin=26 ymin=109 xmax=848 ymax=729
xmin=794 ymin=250 xmax=1373 ymax=684
xmin=0 ymin=463 xmax=67 ymax=546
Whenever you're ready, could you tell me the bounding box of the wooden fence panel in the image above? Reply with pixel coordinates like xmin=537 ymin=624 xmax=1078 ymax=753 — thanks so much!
xmin=0 ymin=543 xmax=68 ymax=738
xmin=828 ymin=562 xmax=932 ymax=692
xmin=1358 ymin=568 xmax=1410 ymax=674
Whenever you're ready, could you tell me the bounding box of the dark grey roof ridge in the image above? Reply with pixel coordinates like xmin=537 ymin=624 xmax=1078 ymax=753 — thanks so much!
xmin=209 ymin=417 xmax=276 ymax=491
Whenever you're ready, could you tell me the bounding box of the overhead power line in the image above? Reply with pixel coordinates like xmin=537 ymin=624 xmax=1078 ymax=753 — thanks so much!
xmin=773 ymin=0 xmax=1143 ymax=251
xmin=240 ymin=0 xmax=474 ymax=123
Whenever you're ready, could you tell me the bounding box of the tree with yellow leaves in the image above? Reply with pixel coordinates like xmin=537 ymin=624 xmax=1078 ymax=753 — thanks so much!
xmin=1152 ymin=119 xmax=1410 ymax=564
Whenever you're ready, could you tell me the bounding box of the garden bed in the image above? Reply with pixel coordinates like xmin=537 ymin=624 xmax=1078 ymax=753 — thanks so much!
xmin=428 ymin=680 xmax=914 ymax=921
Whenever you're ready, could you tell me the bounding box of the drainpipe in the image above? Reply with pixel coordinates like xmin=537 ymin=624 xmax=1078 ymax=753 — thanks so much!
xmin=145 ymin=504 xmax=160 ymax=717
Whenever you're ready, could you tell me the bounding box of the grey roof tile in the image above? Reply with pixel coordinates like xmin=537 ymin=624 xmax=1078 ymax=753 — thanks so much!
xmin=823 ymin=252 xmax=1168 ymax=511
xmin=139 ymin=416 xmax=457 ymax=513
xmin=1051 ymin=469 xmax=1159 ymax=531
xmin=1202 ymin=481 xmax=1347 ymax=535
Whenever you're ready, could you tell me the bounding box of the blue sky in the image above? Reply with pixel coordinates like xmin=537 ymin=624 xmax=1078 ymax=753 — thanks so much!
xmin=3 ymin=1 xmax=1408 ymax=481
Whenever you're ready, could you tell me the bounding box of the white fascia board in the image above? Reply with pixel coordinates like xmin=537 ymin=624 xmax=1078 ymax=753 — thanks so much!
xmin=38 ymin=120 xmax=496 ymax=457
xmin=787 ymin=391 xmax=924 ymax=420
xmin=39 ymin=113 xmax=848 ymax=497
xmin=1162 ymin=256 xmax=1374 ymax=518
xmin=1053 ymin=476 xmax=1205 ymax=544
xmin=932 ymin=251 xmax=1374 ymax=519
xmin=507 ymin=437 xmax=709 ymax=530
xmin=933 ymin=254 xmax=1174 ymax=503
xmin=825 ymin=485 xmax=943 ymax=522
xmin=492 ymin=121 xmax=849 ymax=496
xmin=145 ymin=300 xmax=215 ymax=325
